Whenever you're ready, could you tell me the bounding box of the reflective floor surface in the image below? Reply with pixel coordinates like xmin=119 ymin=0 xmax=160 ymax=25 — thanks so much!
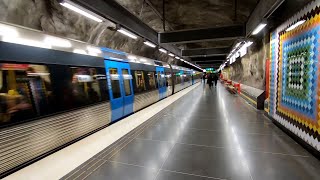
xmin=62 ymin=83 xmax=320 ymax=180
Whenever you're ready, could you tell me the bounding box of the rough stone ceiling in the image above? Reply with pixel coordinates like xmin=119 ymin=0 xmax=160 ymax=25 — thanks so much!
xmin=115 ymin=0 xmax=258 ymax=32
xmin=115 ymin=0 xmax=258 ymax=53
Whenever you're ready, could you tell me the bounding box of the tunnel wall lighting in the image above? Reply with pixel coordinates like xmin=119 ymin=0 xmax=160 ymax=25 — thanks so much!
xmin=144 ymin=41 xmax=156 ymax=48
xmin=252 ymin=23 xmax=267 ymax=35
xmin=168 ymin=53 xmax=174 ymax=57
xmin=60 ymin=1 xmax=103 ymax=23
xmin=286 ymin=20 xmax=306 ymax=32
xmin=159 ymin=48 xmax=167 ymax=53
xmin=117 ymin=28 xmax=138 ymax=39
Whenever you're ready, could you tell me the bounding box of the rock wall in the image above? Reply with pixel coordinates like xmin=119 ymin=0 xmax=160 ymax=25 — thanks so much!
xmin=0 ymin=0 xmax=171 ymax=62
xmin=228 ymin=35 xmax=270 ymax=90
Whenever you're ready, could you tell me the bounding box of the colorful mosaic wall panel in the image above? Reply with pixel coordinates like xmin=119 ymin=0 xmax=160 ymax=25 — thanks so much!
xmin=269 ymin=0 xmax=320 ymax=151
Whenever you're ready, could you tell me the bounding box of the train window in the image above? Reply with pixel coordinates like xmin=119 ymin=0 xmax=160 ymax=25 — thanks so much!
xmin=165 ymin=72 xmax=172 ymax=87
xmin=109 ymin=68 xmax=121 ymax=99
xmin=175 ymin=73 xmax=181 ymax=84
xmin=0 ymin=63 xmax=108 ymax=127
xmin=122 ymin=69 xmax=132 ymax=96
xmin=147 ymin=72 xmax=156 ymax=90
xmin=134 ymin=71 xmax=146 ymax=93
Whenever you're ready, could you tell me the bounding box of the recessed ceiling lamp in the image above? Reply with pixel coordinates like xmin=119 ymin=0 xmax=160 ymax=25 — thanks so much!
xmin=144 ymin=41 xmax=156 ymax=48
xmin=159 ymin=48 xmax=167 ymax=53
xmin=60 ymin=0 xmax=103 ymax=23
xmin=117 ymin=28 xmax=138 ymax=39
xmin=286 ymin=20 xmax=306 ymax=32
xmin=252 ymin=23 xmax=267 ymax=35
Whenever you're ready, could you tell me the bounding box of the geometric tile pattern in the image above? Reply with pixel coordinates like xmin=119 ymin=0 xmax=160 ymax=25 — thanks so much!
xmin=269 ymin=1 xmax=320 ymax=152
xmin=280 ymin=31 xmax=317 ymax=120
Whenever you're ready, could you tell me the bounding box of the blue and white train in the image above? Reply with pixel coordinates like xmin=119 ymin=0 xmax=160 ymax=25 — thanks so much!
xmin=0 ymin=22 xmax=201 ymax=177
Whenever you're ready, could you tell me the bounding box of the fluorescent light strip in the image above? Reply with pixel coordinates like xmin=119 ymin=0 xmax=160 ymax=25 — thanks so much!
xmin=175 ymin=56 xmax=180 ymax=59
xmin=144 ymin=41 xmax=156 ymax=48
xmin=159 ymin=48 xmax=167 ymax=53
xmin=117 ymin=28 xmax=138 ymax=39
xmin=286 ymin=20 xmax=306 ymax=32
xmin=252 ymin=23 xmax=267 ymax=35
xmin=60 ymin=1 xmax=103 ymax=23
xmin=245 ymin=41 xmax=253 ymax=47
xmin=168 ymin=53 xmax=174 ymax=57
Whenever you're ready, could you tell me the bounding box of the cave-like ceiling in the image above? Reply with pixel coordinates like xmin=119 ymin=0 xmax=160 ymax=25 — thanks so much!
xmin=114 ymin=0 xmax=259 ymax=68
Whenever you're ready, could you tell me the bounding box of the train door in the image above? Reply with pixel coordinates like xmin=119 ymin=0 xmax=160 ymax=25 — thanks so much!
xmin=105 ymin=60 xmax=134 ymax=122
xmin=180 ymin=70 xmax=185 ymax=87
xmin=156 ymin=67 xmax=166 ymax=99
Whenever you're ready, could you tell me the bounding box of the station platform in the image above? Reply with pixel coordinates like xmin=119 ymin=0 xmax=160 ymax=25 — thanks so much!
xmin=5 ymin=83 xmax=320 ymax=180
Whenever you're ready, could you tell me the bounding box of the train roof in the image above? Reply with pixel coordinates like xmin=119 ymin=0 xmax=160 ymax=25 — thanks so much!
xmin=0 ymin=21 xmax=200 ymax=72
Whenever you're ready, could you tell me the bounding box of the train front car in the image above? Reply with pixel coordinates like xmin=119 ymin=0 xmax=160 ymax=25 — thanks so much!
xmin=0 ymin=22 xmax=111 ymax=176
xmin=0 ymin=21 xmax=201 ymax=178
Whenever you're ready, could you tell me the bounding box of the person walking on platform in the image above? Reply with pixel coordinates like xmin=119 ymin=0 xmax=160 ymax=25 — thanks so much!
xmin=213 ymin=73 xmax=219 ymax=87
xmin=207 ymin=73 xmax=213 ymax=89
xmin=202 ymin=74 xmax=206 ymax=83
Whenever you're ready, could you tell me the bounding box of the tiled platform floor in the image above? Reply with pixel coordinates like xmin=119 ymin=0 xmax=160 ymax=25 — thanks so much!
xmin=62 ymin=83 xmax=320 ymax=180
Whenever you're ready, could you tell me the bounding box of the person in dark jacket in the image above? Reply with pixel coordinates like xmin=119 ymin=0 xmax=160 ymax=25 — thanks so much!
xmin=207 ymin=73 xmax=213 ymax=89
xmin=213 ymin=73 xmax=219 ymax=87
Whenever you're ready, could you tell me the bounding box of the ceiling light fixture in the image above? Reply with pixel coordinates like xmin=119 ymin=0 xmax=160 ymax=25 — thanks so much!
xmin=168 ymin=53 xmax=174 ymax=57
xmin=245 ymin=41 xmax=253 ymax=47
xmin=60 ymin=1 xmax=103 ymax=23
xmin=117 ymin=28 xmax=138 ymax=39
xmin=175 ymin=56 xmax=180 ymax=59
xmin=144 ymin=41 xmax=156 ymax=48
xmin=159 ymin=48 xmax=167 ymax=53
xmin=286 ymin=20 xmax=306 ymax=32
xmin=252 ymin=23 xmax=267 ymax=35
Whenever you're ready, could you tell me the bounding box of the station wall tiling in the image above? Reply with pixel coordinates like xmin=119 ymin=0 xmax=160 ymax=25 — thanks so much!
xmin=269 ymin=0 xmax=320 ymax=152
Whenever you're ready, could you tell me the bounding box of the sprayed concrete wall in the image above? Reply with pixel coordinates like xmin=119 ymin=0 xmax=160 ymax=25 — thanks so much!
xmin=0 ymin=0 xmax=171 ymax=62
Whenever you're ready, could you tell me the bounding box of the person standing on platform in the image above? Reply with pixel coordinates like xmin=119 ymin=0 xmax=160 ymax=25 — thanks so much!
xmin=207 ymin=73 xmax=213 ymax=89
xmin=213 ymin=73 xmax=219 ymax=87
xmin=202 ymin=74 xmax=206 ymax=83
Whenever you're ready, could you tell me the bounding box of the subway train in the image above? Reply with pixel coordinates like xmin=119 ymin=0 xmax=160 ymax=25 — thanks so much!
xmin=0 ymin=22 xmax=202 ymax=176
